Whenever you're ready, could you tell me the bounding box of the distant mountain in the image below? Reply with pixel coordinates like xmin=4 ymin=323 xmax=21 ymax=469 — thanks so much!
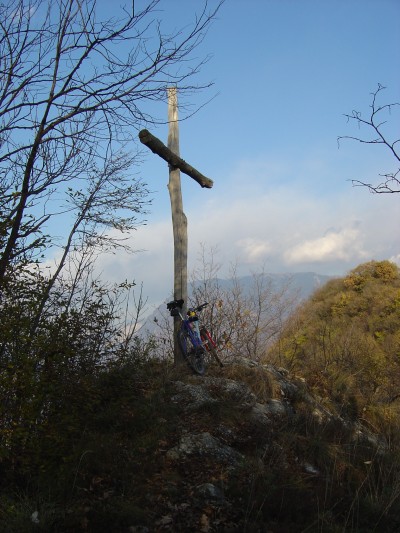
xmin=198 ymin=272 xmax=334 ymax=301
xmin=138 ymin=272 xmax=334 ymax=337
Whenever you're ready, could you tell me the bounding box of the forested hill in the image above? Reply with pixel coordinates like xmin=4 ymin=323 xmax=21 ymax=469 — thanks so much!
xmin=267 ymin=260 xmax=400 ymax=417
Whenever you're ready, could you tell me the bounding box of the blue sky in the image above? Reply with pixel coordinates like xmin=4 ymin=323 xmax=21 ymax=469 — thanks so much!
xmin=95 ymin=0 xmax=400 ymax=311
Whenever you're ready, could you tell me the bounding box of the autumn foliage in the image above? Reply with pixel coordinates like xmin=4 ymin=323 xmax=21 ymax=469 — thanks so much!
xmin=267 ymin=260 xmax=400 ymax=433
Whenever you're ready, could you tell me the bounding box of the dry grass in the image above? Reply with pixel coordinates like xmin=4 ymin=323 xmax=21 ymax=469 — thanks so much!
xmin=216 ymin=362 xmax=279 ymax=403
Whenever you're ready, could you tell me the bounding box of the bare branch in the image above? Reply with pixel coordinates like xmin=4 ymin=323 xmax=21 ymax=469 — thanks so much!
xmin=338 ymin=85 xmax=400 ymax=193
xmin=0 ymin=0 xmax=223 ymax=283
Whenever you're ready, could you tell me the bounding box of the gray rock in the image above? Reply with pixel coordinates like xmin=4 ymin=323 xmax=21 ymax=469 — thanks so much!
xmin=303 ymin=463 xmax=320 ymax=475
xmin=167 ymin=432 xmax=244 ymax=465
xmin=249 ymin=402 xmax=272 ymax=427
xmin=202 ymin=377 xmax=257 ymax=407
xmin=265 ymin=398 xmax=291 ymax=417
xmin=171 ymin=380 xmax=218 ymax=411
xmin=196 ymin=482 xmax=225 ymax=502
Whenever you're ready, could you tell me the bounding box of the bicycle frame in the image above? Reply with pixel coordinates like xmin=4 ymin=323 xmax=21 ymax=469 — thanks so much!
xmin=200 ymin=326 xmax=223 ymax=368
xmin=176 ymin=308 xmax=204 ymax=350
xmin=200 ymin=326 xmax=217 ymax=350
xmin=167 ymin=299 xmax=223 ymax=372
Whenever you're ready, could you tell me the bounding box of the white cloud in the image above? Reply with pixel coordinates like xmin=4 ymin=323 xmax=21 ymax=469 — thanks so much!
xmin=389 ymin=254 xmax=400 ymax=267
xmin=85 ymin=154 xmax=400 ymax=310
xmin=284 ymin=226 xmax=367 ymax=265
xmin=235 ymin=238 xmax=272 ymax=263
xmin=96 ymin=220 xmax=174 ymax=311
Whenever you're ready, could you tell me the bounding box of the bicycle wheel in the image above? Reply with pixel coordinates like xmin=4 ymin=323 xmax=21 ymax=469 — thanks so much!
xmin=178 ymin=328 xmax=206 ymax=375
xmin=200 ymin=327 xmax=224 ymax=368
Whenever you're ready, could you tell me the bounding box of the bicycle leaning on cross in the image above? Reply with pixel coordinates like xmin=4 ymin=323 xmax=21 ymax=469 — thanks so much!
xmin=167 ymin=299 xmax=224 ymax=375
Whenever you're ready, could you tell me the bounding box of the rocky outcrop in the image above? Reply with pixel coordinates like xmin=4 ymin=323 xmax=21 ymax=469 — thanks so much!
xmin=166 ymin=432 xmax=244 ymax=465
xmin=166 ymin=357 xmax=388 ymax=467
xmin=132 ymin=358 xmax=391 ymax=532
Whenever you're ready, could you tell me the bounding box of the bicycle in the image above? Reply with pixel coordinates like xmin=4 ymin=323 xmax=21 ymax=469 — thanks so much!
xmin=167 ymin=299 xmax=223 ymax=375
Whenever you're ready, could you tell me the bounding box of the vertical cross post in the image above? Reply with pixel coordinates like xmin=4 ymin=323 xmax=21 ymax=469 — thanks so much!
xmin=138 ymin=89 xmax=213 ymax=366
xmin=167 ymin=87 xmax=187 ymax=363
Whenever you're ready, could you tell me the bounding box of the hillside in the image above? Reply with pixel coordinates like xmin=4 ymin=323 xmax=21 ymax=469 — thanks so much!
xmin=1 ymin=261 xmax=399 ymax=532
xmin=2 ymin=357 xmax=399 ymax=532
xmin=267 ymin=260 xmax=400 ymax=427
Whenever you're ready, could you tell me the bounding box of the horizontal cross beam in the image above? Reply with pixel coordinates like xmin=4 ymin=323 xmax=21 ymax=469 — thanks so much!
xmin=139 ymin=129 xmax=213 ymax=189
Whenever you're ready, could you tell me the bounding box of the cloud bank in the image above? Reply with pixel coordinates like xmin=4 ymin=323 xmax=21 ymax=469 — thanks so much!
xmin=95 ymin=156 xmax=399 ymax=311
xmin=284 ymin=225 xmax=366 ymax=264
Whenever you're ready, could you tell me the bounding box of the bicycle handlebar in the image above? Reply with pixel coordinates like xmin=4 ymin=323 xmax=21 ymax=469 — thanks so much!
xmin=192 ymin=302 xmax=208 ymax=312
xmin=166 ymin=299 xmax=209 ymax=315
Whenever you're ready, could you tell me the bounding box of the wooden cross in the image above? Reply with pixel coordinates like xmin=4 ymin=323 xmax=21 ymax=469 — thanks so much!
xmin=139 ymin=87 xmax=213 ymax=363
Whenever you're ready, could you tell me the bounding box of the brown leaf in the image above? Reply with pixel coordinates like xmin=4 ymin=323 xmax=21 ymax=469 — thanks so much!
xmin=200 ymin=513 xmax=210 ymax=532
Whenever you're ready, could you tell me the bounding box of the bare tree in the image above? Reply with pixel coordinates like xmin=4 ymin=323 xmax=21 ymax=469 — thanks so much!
xmin=141 ymin=245 xmax=299 ymax=366
xmin=0 ymin=0 xmax=222 ymax=287
xmin=189 ymin=245 xmax=298 ymax=362
xmin=338 ymin=84 xmax=400 ymax=193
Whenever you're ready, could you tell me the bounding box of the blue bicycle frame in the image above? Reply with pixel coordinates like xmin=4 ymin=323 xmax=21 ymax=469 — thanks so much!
xmin=180 ymin=312 xmax=204 ymax=350
xmin=167 ymin=299 xmax=206 ymax=375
